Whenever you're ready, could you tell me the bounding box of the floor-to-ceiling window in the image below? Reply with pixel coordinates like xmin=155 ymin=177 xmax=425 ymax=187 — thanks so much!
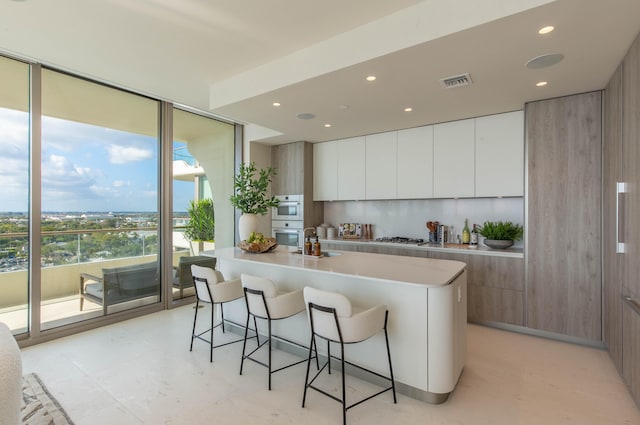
xmin=171 ymin=108 xmax=235 ymax=300
xmin=0 ymin=53 xmax=238 ymax=341
xmin=39 ymin=69 xmax=162 ymax=329
xmin=0 ymin=55 xmax=30 ymax=334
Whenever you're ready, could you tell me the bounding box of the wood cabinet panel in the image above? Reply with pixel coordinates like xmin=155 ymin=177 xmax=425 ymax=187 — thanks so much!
xmin=622 ymin=300 xmax=640 ymax=405
xmin=366 ymin=131 xmax=397 ymax=199
xmin=526 ymin=92 xmax=602 ymax=342
xmin=433 ymin=119 xmax=475 ymax=198
xmin=313 ymin=141 xmax=338 ymax=201
xmin=429 ymin=250 xmax=524 ymax=325
xmin=272 ymin=142 xmax=304 ymax=195
xmin=475 ymin=111 xmax=524 ymax=197
xmin=337 ymin=137 xmax=365 ymax=200
xmin=603 ymin=63 xmax=624 ymax=372
xmin=623 ymin=31 xmax=640 ymax=301
xmin=397 ymin=126 xmax=434 ymax=199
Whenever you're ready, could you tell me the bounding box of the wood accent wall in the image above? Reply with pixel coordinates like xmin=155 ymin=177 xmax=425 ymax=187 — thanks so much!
xmin=526 ymin=91 xmax=602 ymax=342
xmin=603 ymin=63 xmax=624 ymax=372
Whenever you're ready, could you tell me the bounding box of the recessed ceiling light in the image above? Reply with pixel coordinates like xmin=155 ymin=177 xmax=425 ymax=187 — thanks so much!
xmin=272 ymin=102 xmax=280 ymax=107
xmin=538 ymin=26 xmax=555 ymax=35
xmin=324 ymin=124 xmax=332 ymax=128
xmin=536 ymin=81 xmax=548 ymax=87
xmin=366 ymin=76 xmax=376 ymax=82
xmin=338 ymin=104 xmax=350 ymax=110
xmin=404 ymin=107 xmax=413 ymax=112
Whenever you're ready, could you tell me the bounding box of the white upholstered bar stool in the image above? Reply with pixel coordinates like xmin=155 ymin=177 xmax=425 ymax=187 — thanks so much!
xmin=190 ymin=265 xmax=245 ymax=362
xmin=240 ymin=273 xmax=309 ymax=390
xmin=302 ymin=286 xmax=397 ymax=425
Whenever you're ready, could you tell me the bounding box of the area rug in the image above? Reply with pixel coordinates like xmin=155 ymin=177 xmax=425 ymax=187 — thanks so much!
xmin=21 ymin=373 xmax=74 ymax=425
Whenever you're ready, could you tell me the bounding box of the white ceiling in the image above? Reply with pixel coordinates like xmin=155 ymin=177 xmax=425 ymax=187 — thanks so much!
xmin=1 ymin=0 xmax=640 ymax=145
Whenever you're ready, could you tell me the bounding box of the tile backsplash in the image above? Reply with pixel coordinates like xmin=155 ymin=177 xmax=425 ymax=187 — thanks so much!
xmin=321 ymin=197 xmax=524 ymax=247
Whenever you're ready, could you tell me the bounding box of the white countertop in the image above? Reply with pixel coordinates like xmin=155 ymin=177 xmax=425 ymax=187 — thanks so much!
xmin=206 ymin=246 xmax=466 ymax=288
xmin=321 ymin=238 xmax=524 ymax=258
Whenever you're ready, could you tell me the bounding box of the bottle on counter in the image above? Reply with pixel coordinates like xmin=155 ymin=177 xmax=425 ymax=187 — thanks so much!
xmin=313 ymin=236 xmax=321 ymax=256
xmin=470 ymin=223 xmax=478 ymax=248
xmin=462 ymin=219 xmax=470 ymax=244
xmin=305 ymin=236 xmax=312 ymax=255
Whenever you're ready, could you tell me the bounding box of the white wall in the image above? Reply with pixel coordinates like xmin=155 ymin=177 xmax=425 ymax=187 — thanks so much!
xmin=322 ymin=197 xmax=524 ymax=247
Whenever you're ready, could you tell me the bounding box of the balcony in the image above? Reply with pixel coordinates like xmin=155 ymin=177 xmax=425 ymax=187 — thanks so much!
xmin=0 ymin=227 xmax=206 ymax=334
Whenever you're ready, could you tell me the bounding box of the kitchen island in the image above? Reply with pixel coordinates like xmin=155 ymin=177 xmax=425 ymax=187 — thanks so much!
xmin=203 ymin=246 xmax=467 ymax=403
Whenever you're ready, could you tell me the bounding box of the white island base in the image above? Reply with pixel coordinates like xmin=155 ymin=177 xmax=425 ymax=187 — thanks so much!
xmin=204 ymin=247 xmax=467 ymax=404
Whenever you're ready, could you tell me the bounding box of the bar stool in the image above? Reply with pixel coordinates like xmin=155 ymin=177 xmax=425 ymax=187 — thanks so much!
xmin=190 ymin=265 xmax=246 ymax=362
xmin=302 ymin=286 xmax=396 ymax=425
xmin=240 ymin=273 xmax=310 ymax=390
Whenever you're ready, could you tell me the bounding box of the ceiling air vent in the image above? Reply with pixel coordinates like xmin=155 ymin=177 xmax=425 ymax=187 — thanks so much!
xmin=439 ymin=73 xmax=473 ymax=89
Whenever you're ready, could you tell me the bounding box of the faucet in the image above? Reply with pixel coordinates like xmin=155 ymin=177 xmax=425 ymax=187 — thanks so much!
xmin=303 ymin=227 xmax=316 ymax=238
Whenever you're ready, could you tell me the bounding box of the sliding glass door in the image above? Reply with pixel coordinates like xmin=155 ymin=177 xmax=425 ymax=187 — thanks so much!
xmin=0 ymin=56 xmax=30 ymax=334
xmin=40 ymin=69 xmax=161 ymax=329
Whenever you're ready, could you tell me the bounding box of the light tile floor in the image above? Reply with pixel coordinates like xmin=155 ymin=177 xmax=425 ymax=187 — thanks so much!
xmin=20 ymin=305 xmax=640 ymax=425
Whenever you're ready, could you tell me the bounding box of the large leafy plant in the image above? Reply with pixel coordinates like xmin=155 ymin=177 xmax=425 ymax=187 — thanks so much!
xmin=477 ymin=221 xmax=523 ymax=241
xmin=230 ymin=161 xmax=279 ymax=215
xmin=185 ymin=198 xmax=215 ymax=242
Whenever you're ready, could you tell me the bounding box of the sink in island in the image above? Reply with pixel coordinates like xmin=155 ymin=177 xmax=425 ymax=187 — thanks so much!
xmin=202 ymin=246 xmax=467 ymax=403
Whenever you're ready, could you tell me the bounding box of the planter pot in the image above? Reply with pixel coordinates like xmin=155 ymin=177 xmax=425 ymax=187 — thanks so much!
xmin=190 ymin=240 xmax=215 ymax=255
xmin=483 ymin=239 xmax=514 ymax=249
xmin=238 ymin=213 xmax=257 ymax=242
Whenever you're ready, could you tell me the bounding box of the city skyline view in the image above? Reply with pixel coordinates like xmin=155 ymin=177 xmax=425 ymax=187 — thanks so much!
xmin=1 ymin=107 xmax=195 ymax=213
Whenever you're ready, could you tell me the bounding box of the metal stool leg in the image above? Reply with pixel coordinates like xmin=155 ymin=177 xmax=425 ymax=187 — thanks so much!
xmin=190 ymin=299 xmax=199 ymax=351
xmin=209 ymin=303 xmax=215 ymax=362
xmin=340 ymin=341 xmax=346 ymax=425
xmin=240 ymin=312 xmax=251 ymax=375
xmin=384 ymin=325 xmax=397 ymax=403
xmin=267 ymin=318 xmax=272 ymax=390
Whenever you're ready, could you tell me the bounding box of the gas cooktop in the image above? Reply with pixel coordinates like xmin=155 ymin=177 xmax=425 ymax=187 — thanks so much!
xmin=375 ymin=236 xmax=425 ymax=245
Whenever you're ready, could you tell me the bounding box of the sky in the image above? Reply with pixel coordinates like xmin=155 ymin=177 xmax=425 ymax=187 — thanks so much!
xmin=0 ymin=107 xmax=194 ymax=213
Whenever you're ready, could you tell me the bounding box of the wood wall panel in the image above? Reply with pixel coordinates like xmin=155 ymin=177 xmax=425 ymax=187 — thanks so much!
xmin=526 ymin=92 xmax=602 ymax=341
xmin=623 ymin=31 xmax=640 ymax=301
xmin=603 ymin=63 xmax=624 ymax=372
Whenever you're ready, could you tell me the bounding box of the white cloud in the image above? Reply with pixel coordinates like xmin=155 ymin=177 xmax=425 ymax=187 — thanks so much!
xmin=112 ymin=180 xmax=130 ymax=188
xmin=107 ymin=145 xmax=154 ymax=164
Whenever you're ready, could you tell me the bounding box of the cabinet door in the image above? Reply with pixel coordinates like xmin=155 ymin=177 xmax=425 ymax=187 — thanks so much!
xmin=366 ymin=131 xmax=397 ymax=200
xmin=622 ymin=300 xmax=640 ymax=404
xmin=337 ymin=136 xmax=365 ymax=200
xmin=433 ymin=119 xmax=475 ymax=198
xmin=397 ymin=126 xmax=433 ymax=199
xmin=313 ymin=141 xmax=338 ymax=201
xmin=475 ymin=111 xmax=524 ymax=197
xmin=526 ymin=92 xmax=602 ymax=342
xmin=272 ymin=142 xmax=304 ymax=195
xmin=603 ymin=63 xmax=624 ymax=372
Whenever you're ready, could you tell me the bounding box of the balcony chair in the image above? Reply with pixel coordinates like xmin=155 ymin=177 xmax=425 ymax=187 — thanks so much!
xmin=80 ymin=261 xmax=159 ymax=315
xmin=173 ymin=255 xmax=217 ymax=298
xmin=239 ymin=273 xmax=312 ymax=390
xmin=190 ymin=265 xmax=245 ymax=362
xmin=302 ymin=286 xmax=396 ymax=425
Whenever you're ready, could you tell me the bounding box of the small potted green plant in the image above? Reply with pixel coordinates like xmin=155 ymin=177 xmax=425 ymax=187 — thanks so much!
xmin=476 ymin=220 xmax=523 ymax=249
xmin=229 ymin=161 xmax=279 ymax=241
xmin=184 ymin=198 xmax=216 ymax=252
xmin=185 ymin=198 xmax=215 ymax=253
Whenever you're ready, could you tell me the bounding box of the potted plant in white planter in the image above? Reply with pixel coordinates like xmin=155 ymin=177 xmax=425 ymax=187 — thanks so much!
xmin=477 ymin=220 xmax=523 ymax=249
xmin=230 ymin=161 xmax=279 ymax=241
xmin=185 ymin=198 xmax=215 ymax=254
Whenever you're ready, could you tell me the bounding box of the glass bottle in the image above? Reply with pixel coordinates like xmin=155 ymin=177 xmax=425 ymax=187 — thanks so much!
xmin=462 ymin=219 xmax=470 ymax=244
xmin=470 ymin=224 xmax=478 ymax=247
xmin=305 ymin=236 xmax=312 ymax=255
xmin=313 ymin=236 xmax=321 ymax=256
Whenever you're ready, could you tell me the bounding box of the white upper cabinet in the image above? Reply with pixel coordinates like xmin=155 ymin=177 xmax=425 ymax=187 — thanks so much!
xmin=475 ymin=111 xmax=524 ymax=197
xmin=397 ymin=126 xmax=434 ymax=199
xmin=433 ymin=119 xmax=475 ymax=198
xmin=313 ymin=141 xmax=338 ymax=201
xmin=366 ymin=131 xmax=397 ymax=199
xmin=337 ymin=136 xmax=366 ymax=200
